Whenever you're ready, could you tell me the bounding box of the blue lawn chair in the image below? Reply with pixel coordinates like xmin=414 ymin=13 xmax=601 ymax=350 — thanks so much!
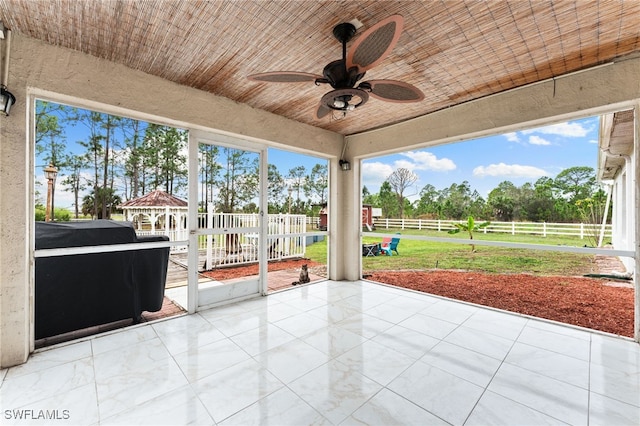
xmin=380 ymin=233 xmax=400 ymax=255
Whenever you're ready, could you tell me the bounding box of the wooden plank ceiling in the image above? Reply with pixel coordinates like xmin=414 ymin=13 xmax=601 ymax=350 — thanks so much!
xmin=1 ymin=0 xmax=639 ymax=135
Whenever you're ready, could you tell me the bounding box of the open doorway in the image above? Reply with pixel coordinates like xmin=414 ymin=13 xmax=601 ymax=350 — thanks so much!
xmin=186 ymin=140 xmax=330 ymax=305
xmin=33 ymin=99 xmax=188 ymax=346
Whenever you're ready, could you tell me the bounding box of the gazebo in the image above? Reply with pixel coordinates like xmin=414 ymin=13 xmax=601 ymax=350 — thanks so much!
xmin=120 ymin=190 xmax=188 ymax=242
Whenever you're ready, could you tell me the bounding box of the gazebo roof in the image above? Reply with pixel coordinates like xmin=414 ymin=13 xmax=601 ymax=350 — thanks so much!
xmin=120 ymin=190 xmax=187 ymax=208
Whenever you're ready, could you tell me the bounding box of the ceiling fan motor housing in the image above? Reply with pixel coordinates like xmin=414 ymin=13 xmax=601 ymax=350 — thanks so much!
xmin=322 ymin=60 xmax=365 ymax=89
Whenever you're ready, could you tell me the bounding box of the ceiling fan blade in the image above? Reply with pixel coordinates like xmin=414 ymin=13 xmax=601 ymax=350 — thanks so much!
xmin=346 ymin=15 xmax=404 ymax=74
xmin=363 ymin=79 xmax=425 ymax=103
xmin=247 ymin=71 xmax=323 ymax=83
xmin=316 ymin=102 xmax=332 ymax=119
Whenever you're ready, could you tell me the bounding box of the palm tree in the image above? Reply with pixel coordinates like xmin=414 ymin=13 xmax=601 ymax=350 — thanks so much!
xmin=448 ymin=215 xmax=490 ymax=252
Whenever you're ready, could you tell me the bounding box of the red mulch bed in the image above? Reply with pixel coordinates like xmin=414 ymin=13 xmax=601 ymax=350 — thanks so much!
xmin=201 ymin=259 xmax=634 ymax=337
xmin=367 ymin=270 xmax=634 ymax=337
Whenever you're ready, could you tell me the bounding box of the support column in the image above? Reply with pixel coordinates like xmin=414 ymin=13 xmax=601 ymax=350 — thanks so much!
xmin=329 ymin=153 xmax=361 ymax=282
xmin=634 ymin=103 xmax=640 ymax=342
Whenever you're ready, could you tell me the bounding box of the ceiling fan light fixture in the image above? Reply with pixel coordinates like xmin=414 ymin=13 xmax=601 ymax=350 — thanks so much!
xmin=321 ymin=88 xmax=369 ymax=113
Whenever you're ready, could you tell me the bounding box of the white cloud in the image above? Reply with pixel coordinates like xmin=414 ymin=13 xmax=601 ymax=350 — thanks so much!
xmin=396 ymin=151 xmax=456 ymax=171
xmin=588 ymin=139 xmax=598 ymax=144
xmin=362 ymin=161 xmax=395 ymax=190
xmin=473 ymin=163 xmax=548 ymax=178
xmin=393 ymin=159 xmax=418 ymax=171
xmin=504 ymin=132 xmax=520 ymax=143
xmin=522 ymin=121 xmax=589 ymax=137
xmin=528 ymin=135 xmax=551 ymax=146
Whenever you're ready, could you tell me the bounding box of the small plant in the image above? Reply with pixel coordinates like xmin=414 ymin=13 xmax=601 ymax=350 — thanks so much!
xmin=575 ymin=193 xmax=608 ymax=247
xmin=448 ymin=215 xmax=490 ymax=252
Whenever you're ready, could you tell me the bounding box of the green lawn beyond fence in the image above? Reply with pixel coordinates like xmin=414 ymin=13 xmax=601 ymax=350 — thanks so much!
xmin=305 ymin=228 xmax=603 ymax=276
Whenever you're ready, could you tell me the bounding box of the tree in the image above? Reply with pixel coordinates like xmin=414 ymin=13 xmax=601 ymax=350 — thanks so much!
xmin=198 ymin=144 xmax=221 ymax=208
xmin=304 ymin=163 xmax=328 ymax=205
xmin=159 ymin=127 xmax=187 ymax=195
xmin=215 ymin=148 xmax=259 ymax=212
xmin=61 ymin=154 xmax=89 ymax=218
xmin=81 ymin=187 xmax=121 ymax=219
xmin=440 ymin=181 xmax=482 ymax=220
xmin=100 ymin=114 xmax=120 ymax=219
xmin=378 ymin=181 xmax=398 ymax=218
xmin=487 ymin=181 xmax=518 ymax=221
xmin=386 ymin=167 xmax=418 ymax=218
xmin=553 ymin=166 xmax=596 ymax=204
xmin=525 ymin=176 xmax=557 ymax=221
xmin=140 ymin=124 xmax=188 ymax=196
xmin=414 ymin=184 xmax=440 ymax=218
xmin=121 ymin=118 xmax=143 ymax=199
xmin=35 ymin=124 xmax=67 ymax=219
xmin=287 ymin=165 xmax=307 ymax=214
xmin=267 ymin=164 xmax=286 ymax=212
xmin=71 ymin=110 xmax=110 ymax=217
xmin=575 ymin=187 xmax=610 ymax=247
xmin=35 ymin=101 xmax=69 ymax=146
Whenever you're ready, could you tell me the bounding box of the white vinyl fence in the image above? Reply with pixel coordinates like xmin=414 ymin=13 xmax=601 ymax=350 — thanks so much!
xmin=136 ymin=212 xmax=308 ymax=268
xmin=198 ymin=213 xmax=307 ymax=269
xmin=370 ymin=218 xmax=612 ymax=239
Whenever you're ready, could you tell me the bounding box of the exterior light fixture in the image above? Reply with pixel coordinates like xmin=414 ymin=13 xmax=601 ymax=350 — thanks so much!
xmin=0 ymin=86 xmax=15 ymax=116
xmin=0 ymin=21 xmax=16 ymax=116
xmin=339 ymin=141 xmax=351 ymax=171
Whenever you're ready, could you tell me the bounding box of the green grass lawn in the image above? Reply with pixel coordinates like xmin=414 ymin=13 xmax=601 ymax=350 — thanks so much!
xmin=306 ymin=228 xmax=600 ymax=276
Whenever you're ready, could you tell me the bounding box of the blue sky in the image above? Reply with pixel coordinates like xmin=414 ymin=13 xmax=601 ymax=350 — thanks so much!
xmin=37 ymin=102 xmax=599 ymax=209
xmin=362 ymin=116 xmax=600 ymax=201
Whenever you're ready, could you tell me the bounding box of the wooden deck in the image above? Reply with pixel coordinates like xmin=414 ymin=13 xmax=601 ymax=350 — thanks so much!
xmin=164 ymin=253 xmax=325 ymax=292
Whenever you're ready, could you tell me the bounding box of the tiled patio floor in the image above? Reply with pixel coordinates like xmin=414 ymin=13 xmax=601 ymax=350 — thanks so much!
xmin=2 ymin=280 xmax=639 ymax=425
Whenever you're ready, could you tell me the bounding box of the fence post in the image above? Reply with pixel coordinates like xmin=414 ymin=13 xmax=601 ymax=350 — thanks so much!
xmin=543 ymin=222 xmax=546 ymax=237
xmin=580 ymin=223 xmax=584 ymax=239
xmin=511 ymin=221 xmax=515 ymax=235
xmin=437 ymin=219 xmax=441 ymax=231
xmin=402 ymin=218 xmax=405 ymax=230
xmin=418 ymin=219 xmax=422 ymax=230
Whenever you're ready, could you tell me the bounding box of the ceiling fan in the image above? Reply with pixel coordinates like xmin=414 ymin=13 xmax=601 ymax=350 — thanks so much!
xmin=247 ymin=15 xmax=424 ymax=119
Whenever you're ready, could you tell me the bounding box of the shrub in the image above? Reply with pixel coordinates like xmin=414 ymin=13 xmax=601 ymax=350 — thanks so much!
xmin=35 ymin=207 xmax=72 ymax=222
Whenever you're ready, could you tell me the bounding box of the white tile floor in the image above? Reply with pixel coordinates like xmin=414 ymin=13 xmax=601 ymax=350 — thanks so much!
xmin=2 ymin=280 xmax=639 ymax=425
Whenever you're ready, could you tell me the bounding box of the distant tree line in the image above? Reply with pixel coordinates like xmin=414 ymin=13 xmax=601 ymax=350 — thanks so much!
xmin=35 ymin=101 xmax=328 ymax=219
xmin=363 ymin=166 xmax=609 ymax=224
xmin=36 ymin=102 xmax=605 ymax=224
